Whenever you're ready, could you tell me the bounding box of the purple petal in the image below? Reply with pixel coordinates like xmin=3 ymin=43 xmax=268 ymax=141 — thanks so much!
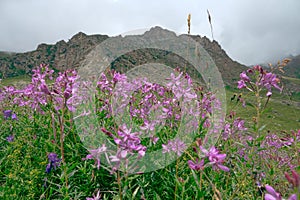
xmin=217 ymin=164 xmax=230 ymax=172
xmin=264 ymin=194 xmax=277 ymax=200
xmin=288 ymin=194 xmax=297 ymax=200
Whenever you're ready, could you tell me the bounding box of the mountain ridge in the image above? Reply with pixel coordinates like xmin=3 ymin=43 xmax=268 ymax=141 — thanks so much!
xmin=0 ymin=26 xmax=299 ymax=93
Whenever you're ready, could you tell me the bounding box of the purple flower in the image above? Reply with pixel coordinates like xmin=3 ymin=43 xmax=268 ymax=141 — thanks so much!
xmin=288 ymin=194 xmax=297 ymax=200
xmin=46 ymin=153 xmax=61 ymax=173
xmin=237 ymin=80 xmax=246 ymax=89
xmin=140 ymin=120 xmax=156 ymax=132
xmin=86 ymin=191 xmax=101 ymax=200
xmin=264 ymin=185 xmax=282 ymax=200
xmin=40 ymin=82 xmax=51 ymax=95
xmin=188 ymin=159 xmax=204 ymax=171
xmin=85 ymin=144 xmax=107 ymax=169
xmin=166 ymin=73 xmax=182 ymax=88
xmin=162 ymin=138 xmax=186 ymax=156
xmin=222 ymin=123 xmax=232 ymax=140
xmin=109 ymin=149 xmax=128 ymax=163
xmin=233 ymin=118 xmax=247 ymax=131
xmin=3 ymin=110 xmax=12 ymax=119
xmin=200 ymin=146 xmax=230 ymax=172
xmin=285 ymin=170 xmax=300 ymax=188
xmin=45 ymin=164 xmax=52 ymax=173
xmin=266 ymin=91 xmax=272 ymax=97
xmin=11 ymin=113 xmax=18 ymax=120
xmin=113 ymin=124 xmax=146 ymax=159
xmin=6 ymin=135 xmax=14 ymax=142
xmin=3 ymin=110 xmax=18 ymax=120
xmin=260 ymin=73 xmax=282 ymax=92
xmin=240 ymin=71 xmax=250 ymax=82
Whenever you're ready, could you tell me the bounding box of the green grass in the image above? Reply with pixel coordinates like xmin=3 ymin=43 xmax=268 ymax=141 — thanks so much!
xmin=1 ymin=73 xmax=299 ymax=199
xmin=1 ymin=74 xmax=31 ymax=87
xmin=225 ymin=87 xmax=300 ymax=132
xmin=282 ymin=76 xmax=300 ymax=84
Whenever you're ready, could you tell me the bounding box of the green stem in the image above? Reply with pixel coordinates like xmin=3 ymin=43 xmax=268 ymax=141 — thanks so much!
xmin=255 ymin=86 xmax=261 ymax=137
xmin=117 ymin=170 xmax=123 ymax=200
xmin=55 ymin=98 xmax=68 ymax=197
xmin=174 ymin=158 xmax=179 ymax=200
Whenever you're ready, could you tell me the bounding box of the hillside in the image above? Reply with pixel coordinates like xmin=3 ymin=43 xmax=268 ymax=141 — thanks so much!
xmin=0 ymin=27 xmax=299 ymax=94
xmin=280 ymin=54 xmax=300 ymax=79
xmin=0 ymin=27 xmax=247 ymax=86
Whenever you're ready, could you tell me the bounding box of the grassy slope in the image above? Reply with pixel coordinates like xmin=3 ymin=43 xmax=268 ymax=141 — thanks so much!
xmin=1 ymin=74 xmax=31 ymax=87
xmin=225 ymin=86 xmax=300 ymax=132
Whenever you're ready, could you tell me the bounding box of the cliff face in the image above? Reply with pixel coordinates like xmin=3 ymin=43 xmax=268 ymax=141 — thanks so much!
xmin=0 ymin=32 xmax=109 ymax=78
xmin=281 ymin=54 xmax=300 ymax=79
xmin=189 ymin=35 xmax=247 ymax=85
xmin=0 ymin=27 xmax=248 ymax=86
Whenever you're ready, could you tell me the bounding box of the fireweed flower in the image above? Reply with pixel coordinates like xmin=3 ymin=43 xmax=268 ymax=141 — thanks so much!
xmin=140 ymin=120 xmax=160 ymax=144
xmin=237 ymin=80 xmax=247 ymax=89
xmin=86 ymin=191 xmax=101 ymax=200
xmin=46 ymin=153 xmax=61 ymax=173
xmin=188 ymin=158 xmax=204 ymax=171
xmin=240 ymin=71 xmax=250 ymax=82
xmin=260 ymin=72 xmax=282 ymax=92
xmin=200 ymin=146 xmax=229 ymax=172
xmin=84 ymin=144 xmax=107 ymax=170
xmin=288 ymin=194 xmax=297 ymax=200
xmin=233 ymin=118 xmax=247 ymax=131
xmin=285 ymin=170 xmax=300 ymax=188
xmin=238 ymin=66 xmax=282 ymax=96
xmin=222 ymin=123 xmax=232 ymax=140
xmin=113 ymin=124 xmax=147 ymax=158
xmin=166 ymin=72 xmax=183 ymax=89
xmin=162 ymin=138 xmax=186 ymax=156
xmin=140 ymin=120 xmax=156 ymax=132
xmin=264 ymin=185 xmax=282 ymax=200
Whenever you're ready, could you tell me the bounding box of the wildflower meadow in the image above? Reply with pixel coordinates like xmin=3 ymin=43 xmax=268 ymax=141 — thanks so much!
xmin=0 ymin=57 xmax=299 ymax=200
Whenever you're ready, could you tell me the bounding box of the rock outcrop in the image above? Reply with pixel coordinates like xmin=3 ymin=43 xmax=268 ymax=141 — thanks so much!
xmin=0 ymin=27 xmax=250 ymax=87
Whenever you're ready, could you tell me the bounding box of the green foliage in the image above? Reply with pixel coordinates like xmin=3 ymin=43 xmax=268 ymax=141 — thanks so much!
xmin=0 ymin=73 xmax=299 ymax=199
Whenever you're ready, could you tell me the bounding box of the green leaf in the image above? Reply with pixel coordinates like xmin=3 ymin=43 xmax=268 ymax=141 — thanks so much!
xmin=258 ymin=124 xmax=267 ymax=132
xmin=246 ymin=102 xmax=255 ymax=108
xmin=132 ymin=186 xmax=140 ymax=199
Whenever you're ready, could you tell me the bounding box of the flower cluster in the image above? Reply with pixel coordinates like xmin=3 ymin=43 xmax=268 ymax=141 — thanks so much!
xmin=264 ymin=184 xmax=297 ymax=200
xmin=258 ymin=130 xmax=300 ymax=169
xmin=46 ymin=153 xmax=61 ymax=173
xmin=3 ymin=110 xmax=18 ymax=120
xmin=85 ymin=70 xmax=219 ymax=173
xmin=285 ymin=170 xmax=300 ymax=189
xmin=188 ymin=145 xmax=229 ymax=172
xmin=238 ymin=65 xmax=282 ymax=97
xmin=86 ymin=191 xmax=101 ymax=200
xmin=6 ymin=135 xmax=14 ymax=142
xmin=84 ymin=144 xmax=107 ymax=170
xmin=1 ymin=64 xmax=83 ymax=114
xmin=162 ymin=138 xmax=187 ymax=156
xmin=222 ymin=115 xmax=247 ymax=140
xmin=112 ymin=124 xmax=147 ymax=159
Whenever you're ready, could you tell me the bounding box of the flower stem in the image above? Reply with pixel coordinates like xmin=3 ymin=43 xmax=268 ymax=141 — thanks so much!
xmin=117 ymin=170 xmax=123 ymax=200
xmin=174 ymin=158 xmax=179 ymax=200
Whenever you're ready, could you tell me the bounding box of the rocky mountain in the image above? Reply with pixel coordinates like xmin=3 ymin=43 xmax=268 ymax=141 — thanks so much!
xmin=0 ymin=32 xmax=109 ymax=78
xmin=1 ymin=26 xmax=298 ymax=93
xmin=280 ymin=54 xmax=300 ymax=79
xmin=258 ymin=55 xmax=300 ymax=94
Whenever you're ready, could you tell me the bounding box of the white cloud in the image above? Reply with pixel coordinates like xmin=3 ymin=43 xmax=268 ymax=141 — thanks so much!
xmin=1 ymin=0 xmax=300 ymax=65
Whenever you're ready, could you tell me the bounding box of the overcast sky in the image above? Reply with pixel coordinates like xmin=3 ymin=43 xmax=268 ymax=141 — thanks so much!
xmin=0 ymin=0 xmax=300 ymax=65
